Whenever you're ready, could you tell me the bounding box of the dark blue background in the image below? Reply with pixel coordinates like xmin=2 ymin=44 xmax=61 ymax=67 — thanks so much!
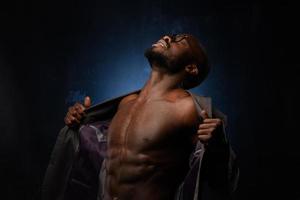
xmin=0 ymin=0 xmax=298 ymax=199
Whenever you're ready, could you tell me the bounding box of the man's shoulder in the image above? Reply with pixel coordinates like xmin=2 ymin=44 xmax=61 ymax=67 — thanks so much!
xmin=172 ymin=90 xmax=200 ymax=127
xmin=175 ymin=92 xmax=196 ymax=110
xmin=85 ymin=90 xmax=140 ymax=114
xmin=119 ymin=93 xmax=139 ymax=107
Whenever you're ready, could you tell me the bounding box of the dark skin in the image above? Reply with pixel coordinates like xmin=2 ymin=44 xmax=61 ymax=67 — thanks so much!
xmin=65 ymin=34 xmax=222 ymax=200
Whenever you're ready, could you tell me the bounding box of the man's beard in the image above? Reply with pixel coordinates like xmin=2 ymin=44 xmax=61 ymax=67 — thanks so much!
xmin=144 ymin=47 xmax=191 ymax=74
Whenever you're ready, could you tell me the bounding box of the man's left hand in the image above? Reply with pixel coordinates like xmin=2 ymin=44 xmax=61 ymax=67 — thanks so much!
xmin=197 ymin=110 xmax=222 ymax=144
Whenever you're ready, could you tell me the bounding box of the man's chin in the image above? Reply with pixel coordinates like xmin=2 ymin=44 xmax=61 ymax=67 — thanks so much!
xmin=144 ymin=47 xmax=153 ymax=56
xmin=145 ymin=46 xmax=165 ymax=58
xmin=144 ymin=47 xmax=155 ymax=61
xmin=145 ymin=46 xmax=157 ymax=55
xmin=145 ymin=48 xmax=165 ymax=63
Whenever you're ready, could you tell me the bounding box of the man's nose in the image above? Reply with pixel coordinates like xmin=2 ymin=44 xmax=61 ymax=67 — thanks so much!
xmin=162 ymin=35 xmax=172 ymax=43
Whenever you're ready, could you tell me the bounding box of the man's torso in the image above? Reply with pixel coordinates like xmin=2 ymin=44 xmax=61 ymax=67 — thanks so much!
xmin=105 ymin=89 xmax=199 ymax=200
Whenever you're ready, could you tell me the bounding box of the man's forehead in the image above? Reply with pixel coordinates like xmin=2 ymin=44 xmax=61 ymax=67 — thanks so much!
xmin=158 ymin=33 xmax=191 ymax=38
xmin=171 ymin=33 xmax=188 ymax=37
xmin=171 ymin=33 xmax=197 ymax=43
xmin=174 ymin=33 xmax=194 ymax=37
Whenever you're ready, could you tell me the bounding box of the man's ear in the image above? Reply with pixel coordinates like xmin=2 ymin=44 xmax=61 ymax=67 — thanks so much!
xmin=185 ymin=64 xmax=198 ymax=76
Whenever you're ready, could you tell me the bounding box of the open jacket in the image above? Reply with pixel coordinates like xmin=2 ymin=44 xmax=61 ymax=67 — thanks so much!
xmin=41 ymin=90 xmax=239 ymax=200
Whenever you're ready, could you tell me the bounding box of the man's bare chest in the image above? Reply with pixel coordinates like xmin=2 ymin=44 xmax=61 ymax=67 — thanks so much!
xmin=107 ymin=99 xmax=186 ymax=152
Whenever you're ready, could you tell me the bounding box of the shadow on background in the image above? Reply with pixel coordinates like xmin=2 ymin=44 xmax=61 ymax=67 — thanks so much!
xmin=0 ymin=0 xmax=298 ymax=199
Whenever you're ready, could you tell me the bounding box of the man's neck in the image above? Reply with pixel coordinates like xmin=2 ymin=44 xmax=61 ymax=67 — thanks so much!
xmin=139 ymin=66 xmax=185 ymax=99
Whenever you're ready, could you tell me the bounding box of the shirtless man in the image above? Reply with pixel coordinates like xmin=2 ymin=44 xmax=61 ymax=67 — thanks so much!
xmin=65 ymin=34 xmax=223 ymax=200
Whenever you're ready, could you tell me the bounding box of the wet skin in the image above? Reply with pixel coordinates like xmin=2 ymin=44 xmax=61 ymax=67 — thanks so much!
xmin=105 ymin=89 xmax=199 ymax=200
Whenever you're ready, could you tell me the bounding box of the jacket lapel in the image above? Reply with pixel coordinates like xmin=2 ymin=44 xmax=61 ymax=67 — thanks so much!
xmin=187 ymin=91 xmax=212 ymax=118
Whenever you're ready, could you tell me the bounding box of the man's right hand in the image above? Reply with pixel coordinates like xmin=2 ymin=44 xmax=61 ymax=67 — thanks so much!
xmin=64 ymin=96 xmax=92 ymax=127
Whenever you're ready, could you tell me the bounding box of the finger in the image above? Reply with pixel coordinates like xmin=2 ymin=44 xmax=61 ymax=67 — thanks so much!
xmin=67 ymin=110 xmax=82 ymax=126
xmin=66 ymin=106 xmax=81 ymax=126
xmin=66 ymin=112 xmax=76 ymax=123
xmin=70 ymin=107 xmax=79 ymax=117
xmin=69 ymin=106 xmax=81 ymax=117
xmin=64 ymin=116 xmax=73 ymax=126
xmin=74 ymin=103 xmax=85 ymax=115
xmin=197 ymin=129 xmax=214 ymax=135
xmin=199 ymin=123 xmax=217 ymax=129
xmin=64 ymin=116 xmax=69 ymax=125
xmin=74 ymin=112 xmax=82 ymax=120
xmin=67 ymin=109 xmax=74 ymax=119
xmin=68 ymin=106 xmax=75 ymax=113
xmin=200 ymin=110 xmax=209 ymax=120
xmin=66 ymin=111 xmax=79 ymax=120
xmin=203 ymin=118 xmax=222 ymax=125
xmin=66 ymin=112 xmax=72 ymax=119
xmin=70 ymin=116 xmax=81 ymax=124
xmin=198 ymin=134 xmax=211 ymax=142
xmin=84 ymin=96 xmax=92 ymax=108
xmin=73 ymin=102 xmax=85 ymax=112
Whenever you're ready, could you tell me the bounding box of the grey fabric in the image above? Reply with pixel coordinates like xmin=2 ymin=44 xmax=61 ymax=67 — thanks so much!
xmin=42 ymin=127 xmax=80 ymax=200
xmin=97 ymin=159 xmax=107 ymax=200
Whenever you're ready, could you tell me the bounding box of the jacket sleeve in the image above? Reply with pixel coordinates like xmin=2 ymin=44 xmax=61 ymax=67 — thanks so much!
xmin=179 ymin=108 xmax=239 ymax=200
xmin=199 ymin=108 xmax=239 ymax=199
xmin=41 ymin=126 xmax=80 ymax=200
